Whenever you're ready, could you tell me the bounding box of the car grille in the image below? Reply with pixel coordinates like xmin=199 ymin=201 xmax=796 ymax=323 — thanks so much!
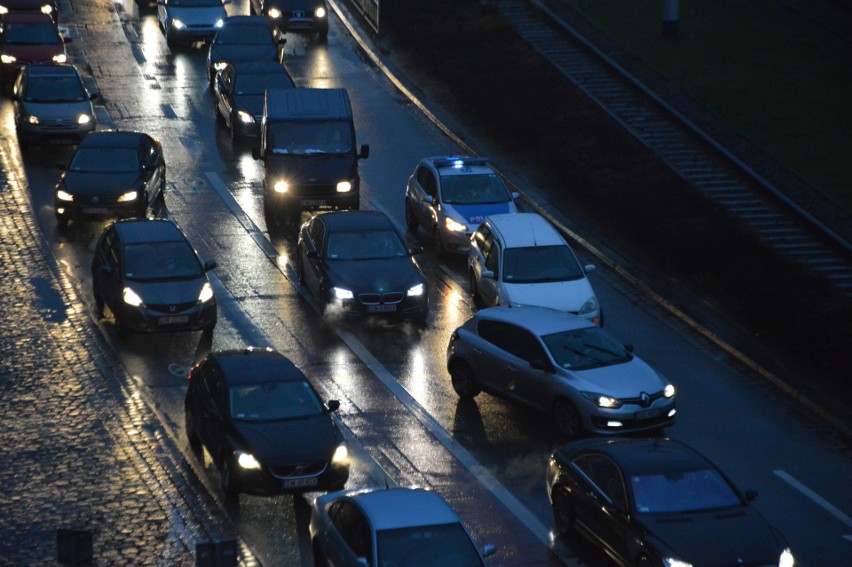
xmin=71 ymin=195 xmax=121 ymax=205
xmin=269 ymin=462 xmax=327 ymax=479
xmin=358 ymin=292 xmax=403 ymax=305
xmin=147 ymin=301 xmax=196 ymax=314
xmin=40 ymin=119 xmax=80 ymax=130
xmin=621 ymin=391 xmax=666 ymax=407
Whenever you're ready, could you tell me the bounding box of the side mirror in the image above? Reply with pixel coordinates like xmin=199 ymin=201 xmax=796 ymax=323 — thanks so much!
xmin=252 ymin=146 xmax=263 ymax=160
xmin=307 ymin=250 xmax=319 ymax=259
xmin=530 ymin=358 xmax=552 ymax=372
xmin=481 ymin=544 xmax=496 ymax=558
xmin=56 ymin=163 xmax=66 ymax=170
xmin=326 ymin=399 xmax=340 ymax=412
xmin=204 ymin=260 xmax=218 ymax=272
xmin=624 ymin=344 xmax=634 ymax=353
xmin=511 ymin=191 xmax=520 ymax=200
xmin=359 ymin=144 xmax=369 ymax=159
xmin=356 ymin=559 xmax=368 ymax=567
xmin=277 ymin=38 xmax=287 ymax=45
xmin=63 ymin=37 xmax=73 ymax=44
xmin=100 ymin=265 xmax=113 ymax=276
xmin=584 ymin=264 xmax=596 ymax=273
xmin=423 ymin=195 xmax=433 ymax=204
xmin=10 ymin=94 xmax=20 ymax=101
xmin=408 ymin=246 xmax=423 ymax=256
xmin=89 ymin=92 xmax=99 ymax=100
xmin=745 ymin=490 xmax=759 ymax=502
xmin=481 ymin=269 xmax=495 ymax=280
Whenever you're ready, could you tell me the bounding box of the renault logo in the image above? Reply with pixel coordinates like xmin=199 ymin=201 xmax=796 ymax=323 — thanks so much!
xmin=639 ymin=392 xmax=651 ymax=407
xmin=91 ymin=196 xmax=99 ymax=204
xmin=169 ymin=305 xmax=176 ymax=313
xmin=293 ymin=464 xmax=306 ymax=475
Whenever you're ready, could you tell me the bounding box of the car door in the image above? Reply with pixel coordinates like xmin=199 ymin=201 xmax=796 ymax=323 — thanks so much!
xmin=299 ymin=217 xmax=324 ymax=300
xmin=324 ymin=500 xmax=373 ymax=567
xmin=194 ymin=362 xmax=231 ymax=463
xmin=141 ymin=137 xmax=164 ymax=203
xmin=479 ymin=235 xmax=501 ymax=305
xmin=416 ymin=166 xmax=439 ymax=229
xmin=157 ymin=0 xmax=168 ymax=30
xmin=93 ymin=227 xmax=121 ymax=311
xmin=215 ymin=66 xmax=235 ymax=125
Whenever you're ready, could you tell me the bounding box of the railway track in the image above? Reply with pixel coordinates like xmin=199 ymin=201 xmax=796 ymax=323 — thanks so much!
xmin=496 ymin=0 xmax=852 ymax=294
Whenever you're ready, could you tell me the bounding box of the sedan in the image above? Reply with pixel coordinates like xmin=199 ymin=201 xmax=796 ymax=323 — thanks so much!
xmin=213 ymin=60 xmax=294 ymax=140
xmin=547 ymin=437 xmax=796 ymax=567
xmin=0 ymin=0 xmax=60 ymax=23
xmin=54 ymin=130 xmax=166 ymax=229
xmin=249 ymin=0 xmax=328 ymax=40
xmin=206 ymin=15 xmax=286 ymax=87
xmin=0 ymin=12 xmax=69 ymax=84
xmin=91 ymin=219 xmax=217 ymax=338
xmin=157 ymin=0 xmax=229 ymax=49
xmin=446 ymin=306 xmax=676 ymax=438
xmin=12 ymin=63 xmax=97 ymax=146
xmin=185 ymin=347 xmax=350 ymax=503
xmin=310 ymin=487 xmax=494 ymax=567
xmin=296 ymin=210 xmax=430 ymax=323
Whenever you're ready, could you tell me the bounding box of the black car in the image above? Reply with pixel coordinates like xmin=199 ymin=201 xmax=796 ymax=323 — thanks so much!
xmin=54 ymin=131 xmax=166 ymax=230
xmin=206 ymin=15 xmax=286 ymax=86
xmin=248 ymin=0 xmax=328 ymax=39
xmin=296 ymin=211 xmax=429 ymax=323
xmin=213 ymin=60 xmax=295 ymax=140
xmin=184 ymin=347 xmax=350 ymax=503
xmin=547 ymin=438 xmax=795 ymax=567
xmin=92 ymin=219 xmax=217 ymax=338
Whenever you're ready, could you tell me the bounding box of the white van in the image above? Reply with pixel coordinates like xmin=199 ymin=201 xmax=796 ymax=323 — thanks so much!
xmin=468 ymin=213 xmax=602 ymax=325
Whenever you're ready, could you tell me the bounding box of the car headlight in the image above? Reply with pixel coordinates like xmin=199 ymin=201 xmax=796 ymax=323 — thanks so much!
xmin=214 ymin=18 xmax=224 ymax=28
xmin=0 ymin=6 xmax=8 ymax=15
xmin=315 ymin=6 xmax=326 ymax=18
xmin=236 ymin=110 xmax=254 ymax=124
xmin=664 ymin=384 xmax=676 ymax=398
xmin=779 ymin=548 xmax=795 ymax=567
xmin=444 ymin=217 xmax=467 ymax=232
xmin=123 ymin=287 xmax=144 ymax=307
xmin=267 ymin=7 xmax=281 ymax=18
xmin=213 ymin=61 xmax=228 ymax=71
xmin=198 ymin=282 xmax=214 ymax=303
xmin=1 ymin=54 xmax=17 ymax=64
xmin=27 ymin=115 xmax=40 ymax=125
xmin=171 ymin=18 xmax=185 ymax=29
xmin=56 ymin=189 xmax=74 ymax=202
xmin=577 ymin=297 xmax=599 ymax=316
xmin=662 ymin=559 xmax=692 ymax=567
xmin=407 ymin=283 xmax=425 ymax=297
xmin=40 ymin=3 xmax=52 ymax=13
xmin=581 ymin=392 xmax=623 ymax=409
xmin=237 ymin=451 xmax=261 ymax=470
xmin=273 ymin=180 xmax=288 ymax=193
xmin=336 ymin=181 xmax=352 ymax=193
xmin=117 ymin=191 xmax=138 ymax=203
xmin=331 ymin=444 xmax=348 ymax=464
xmin=77 ymin=114 xmax=92 ymax=125
xmin=333 ymin=287 xmax=353 ymax=300
xmin=52 ymin=54 xmax=66 ymax=63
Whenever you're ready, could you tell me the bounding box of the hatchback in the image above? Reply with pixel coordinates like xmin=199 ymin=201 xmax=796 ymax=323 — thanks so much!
xmin=447 ymin=306 xmax=676 ymax=437
xmin=91 ymin=219 xmax=217 ymax=338
xmin=249 ymin=0 xmax=328 ymax=39
xmin=0 ymin=12 xmax=69 ymax=83
xmin=206 ymin=15 xmax=286 ymax=86
xmin=157 ymin=0 xmax=229 ymax=49
xmin=213 ymin=60 xmax=295 ymax=140
xmin=0 ymin=0 xmax=59 ymax=23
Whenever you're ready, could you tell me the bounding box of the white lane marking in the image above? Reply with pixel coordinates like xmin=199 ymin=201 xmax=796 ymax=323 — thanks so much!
xmin=775 ymin=470 xmax=852 ymax=529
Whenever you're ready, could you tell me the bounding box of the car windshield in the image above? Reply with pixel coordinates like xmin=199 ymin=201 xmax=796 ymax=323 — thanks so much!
xmin=168 ymin=0 xmax=221 ymax=6
xmin=229 ymin=380 xmax=324 ymax=421
xmin=24 ymin=76 xmax=87 ymax=102
xmin=502 ymin=245 xmax=583 ymax=283
xmin=68 ymin=148 xmax=140 ymax=173
xmin=325 ymin=229 xmax=407 ymax=261
xmin=376 ymin=523 xmax=483 ymax=567
xmin=234 ymin=72 xmax=292 ymax=95
xmin=440 ymin=173 xmax=510 ymax=205
xmin=4 ymin=22 xmax=61 ymax=44
xmin=123 ymin=241 xmax=202 ymax=281
xmin=542 ymin=326 xmax=631 ymax=370
xmin=631 ymin=468 xmax=741 ymax=514
xmin=268 ymin=121 xmax=353 ymax=155
xmin=215 ymin=24 xmax=273 ymax=45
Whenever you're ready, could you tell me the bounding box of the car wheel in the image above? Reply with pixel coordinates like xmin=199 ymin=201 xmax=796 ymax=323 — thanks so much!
xmin=317 ymin=26 xmax=328 ymax=42
xmin=433 ymin=226 xmax=446 ymax=258
xmin=185 ymin=411 xmax=203 ymax=458
xmin=449 ymin=360 xmax=481 ymax=399
xmin=551 ymin=486 xmax=576 ymax=537
xmin=114 ymin=312 xmax=129 ymax=339
xmin=319 ymin=285 xmax=331 ymax=316
xmin=220 ymin=456 xmax=239 ymax=501
xmin=166 ymin=30 xmax=178 ymax=50
xmin=553 ymin=398 xmax=582 ymax=438
xmin=405 ymin=200 xmax=418 ymax=232
xmin=137 ymin=191 xmax=149 ymax=219
xmin=94 ymin=291 xmax=104 ymax=318
xmin=312 ymin=542 xmax=328 ymax=567
xmin=296 ymin=254 xmax=305 ymax=285
xmin=469 ymin=270 xmax=483 ymax=308
xmin=56 ymin=216 xmax=69 ymax=232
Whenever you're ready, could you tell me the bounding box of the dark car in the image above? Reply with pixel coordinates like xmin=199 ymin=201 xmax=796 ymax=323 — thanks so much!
xmin=91 ymin=219 xmax=217 ymax=338
xmin=0 ymin=0 xmax=60 ymax=23
xmin=0 ymin=12 xmax=69 ymax=84
xmin=54 ymin=131 xmax=166 ymax=229
xmin=184 ymin=347 xmax=350 ymax=503
xmin=249 ymin=0 xmax=328 ymax=39
xmin=547 ymin=437 xmax=795 ymax=567
xmin=296 ymin=211 xmax=429 ymax=323
xmin=205 ymin=15 xmax=286 ymax=87
xmin=12 ymin=63 xmax=97 ymax=146
xmin=213 ymin=60 xmax=294 ymax=140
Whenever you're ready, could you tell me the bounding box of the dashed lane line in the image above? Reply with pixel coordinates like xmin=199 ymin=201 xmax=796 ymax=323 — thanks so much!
xmin=774 ymin=470 xmax=852 ymax=535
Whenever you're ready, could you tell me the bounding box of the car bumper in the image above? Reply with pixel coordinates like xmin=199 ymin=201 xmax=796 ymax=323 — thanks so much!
xmin=232 ymin=462 xmax=349 ymax=496
xmin=232 ymin=118 xmax=260 ymax=139
xmin=583 ymin=400 xmax=677 ymax=435
xmin=55 ymin=199 xmax=142 ymax=223
xmin=169 ymin=25 xmax=220 ymax=40
xmin=17 ymin=121 xmax=95 ymax=145
xmin=329 ymin=295 xmax=429 ymax=321
xmin=439 ymin=227 xmax=473 ymax=254
xmin=116 ymin=301 xmax=217 ymax=334
xmin=264 ymin=184 xmax=360 ymax=212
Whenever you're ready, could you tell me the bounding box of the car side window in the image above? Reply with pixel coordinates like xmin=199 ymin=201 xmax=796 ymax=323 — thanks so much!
xmin=484 ymin=240 xmax=500 ymax=276
xmin=332 ymin=501 xmax=373 ymax=563
xmin=308 ymin=218 xmax=325 ymax=253
xmin=416 ymin=166 xmax=437 ymax=199
xmin=574 ymin=455 xmax=628 ymax=510
xmin=473 ymin=225 xmax=492 ymax=255
xmin=107 ymin=232 xmax=121 ymax=270
xmin=478 ymin=320 xmax=546 ymax=364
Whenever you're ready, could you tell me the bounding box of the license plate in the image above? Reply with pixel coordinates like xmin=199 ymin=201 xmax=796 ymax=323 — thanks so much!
xmin=635 ymin=408 xmax=661 ymax=420
xmin=82 ymin=207 xmax=109 ymax=215
xmin=283 ymin=477 xmax=318 ymax=489
xmin=367 ymin=304 xmax=397 ymax=313
xmin=301 ymin=199 xmax=327 ymax=207
xmin=158 ymin=315 xmax=189 ymax=325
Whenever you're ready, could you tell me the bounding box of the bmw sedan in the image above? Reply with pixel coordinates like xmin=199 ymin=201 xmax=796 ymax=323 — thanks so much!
xmin=206 ymin=15 xmax=286 ymax=86
xmin=547 ymin=437 xmax=796 ymax=567
xmin=446 ymin=306 xmax=676 ymax=437
xmin=310 ymin=487 xmax=494 ymax=567
xmin=296 ymin=210 xmax=430 ymax=323
xmin=213 ymin=60 xmax=294 ymax=140
xmin=185 ymin=347 xmax=350 ymax=503
xmin=54 ymin=130 xmax=166 ymax=229
xmin=91 ymin=219 xmax=217 ymax=338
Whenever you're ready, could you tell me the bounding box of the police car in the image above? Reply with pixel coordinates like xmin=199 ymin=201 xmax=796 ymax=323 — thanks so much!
xmin=405 ymin=156 xmax=519 ymax=256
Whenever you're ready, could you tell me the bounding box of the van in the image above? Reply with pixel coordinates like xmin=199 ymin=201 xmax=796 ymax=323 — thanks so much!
xmin=252 ymin=88 xmax=369 ymax=221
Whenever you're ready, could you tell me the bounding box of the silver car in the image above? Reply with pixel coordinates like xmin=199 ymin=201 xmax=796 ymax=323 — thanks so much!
xmin=446 ymin=306 xmax=676 ymax=438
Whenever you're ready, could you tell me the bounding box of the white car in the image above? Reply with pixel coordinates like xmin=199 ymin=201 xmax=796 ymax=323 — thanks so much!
xmin=468 ymin=212 xmax=602 ymax=325
xmin=157 ymin=0 xmax=229 ymax=49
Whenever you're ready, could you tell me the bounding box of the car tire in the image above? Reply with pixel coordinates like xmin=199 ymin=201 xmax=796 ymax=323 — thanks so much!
xmin=312 ymin=542 xmax=328 ymax=567
xmin=220 ymin=456 xmax=239 ymax=501
xmin=449 ymin=360 xmax=481 ymax=399
xmin=433 ymin=226 xmax=446 ymax=258
xmin=56 ymin=216 xmax=69 ymax=232
xmin=405 ymin=200 xmax=418 ymax=232
xmin=114 ymin=312 xmax=129 ymax=339
xmin=296 ymin=254 xmax=305 ymax=285
xmin=94 ymin=291 xmax=104 ymax=318
xmin=185 ymin=411 xmax=203 ymax=458
xmin=551 ymin=486 xmax=576 ymax=537
xmin=553 ymin=398 xmax=582 ymax=438
xmin=137 ymin=190 xmax=149 ymax=219
xmin=469 ymin=270 xmax=483 ymax=308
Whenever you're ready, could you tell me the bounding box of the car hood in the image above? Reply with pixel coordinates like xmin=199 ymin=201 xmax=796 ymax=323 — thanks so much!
xmin=444 ymin=202 xmax=514 ymax=227
xmin=4 ymin=0 xmax=55 ymax=8
xmin=645 ymin=507 xmax=783 ymax=566
xmin=562 ymin=356 xmax=665 ymax=397
xmin=265 ymin=153 xmax=354 ymax=184
xmin=326 ymin=256 xmax=421 ymax=294
xmin=128 ymin=277 xmax=206 ymax=305
xmin=233 ymin=414 xmax=337 ymax=464
xmin=3 ymin=43 xmax=63 ymax=63
xmin=20 ymin=100 xmax=92 ymax=120
xmin=210 ymin=44 xmax=277 ymax=65
xmin=165 ymin=5 xmax=226 ymax=24
xmin=60 ymin=172 xmax=141 ymax=197
xmin=234 ymin=93 xmax=263 ymax=118
xmin=501 ymin=277 xmax=595 ymax=312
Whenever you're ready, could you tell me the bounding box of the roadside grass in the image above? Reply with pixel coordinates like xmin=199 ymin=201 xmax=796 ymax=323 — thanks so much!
xmin=565 ymin=0 xmax=852 ymax=212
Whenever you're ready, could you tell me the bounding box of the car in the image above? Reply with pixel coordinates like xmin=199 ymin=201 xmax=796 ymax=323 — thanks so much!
xmin=249 ymin=0 xmax=328 ymax=39
xmin=54 ymin=130 xmax=166 ymax=229
xmin=0 ymin=12 xmax=69 ymax=84
xmin=91 ymin=219 xmax=218 ymax=338
xmin=157 ymin=0 xmax=229 ymax=49
xmin=547 ymin=437 xmax=796 ymax=567
xmin=446 ymin=306 xmax=676 ymax=438
xmin=0 ymin=0 xmax=60 ymax=23
xmin=206 ymin=15 xmax=286 ymax=87
xmin=184 ymin=347 xmax=349 ymax=502
xmin=310 ymin=487 xmax=495 ymax=567
xmin=213 ymin=60 xmax=295 ymax=140
xmin=405 ymin=156 xmax=519 ymax=257
xmin=11 ymin=64 xmax=97 ymax=146
xmin=468 ymin=212 xmax=602 ymax=325
xmin=296 ymin=210 xmax=430 ymax=323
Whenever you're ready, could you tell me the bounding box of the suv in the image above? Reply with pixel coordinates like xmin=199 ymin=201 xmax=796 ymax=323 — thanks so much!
xmin=405 ymin=156 xmax=519 ymax=257
xmin=249 ymin=0 xmax=328 ymax=39
xmin=468 ymin=213 xmax=602 ymax=325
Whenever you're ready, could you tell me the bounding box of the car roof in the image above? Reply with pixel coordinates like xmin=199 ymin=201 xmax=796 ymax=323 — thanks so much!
xmin=342 ymin=488 xmax=463 ymax=531
xmin=78 ymin=131 xmax=148 ymax=149
xmin=2 ymin=11 xmax=54 ymax=22
xmin=423 ymin=156 xmax=495 ymax=177
xmin=210 ymin=348 xmax=308 ymax=386
xmin=484 ymin=212 xmax=565 ymax=248
xmin=221 ymin=15 xmax=273 ymax=26
xmin=23 ymin=64 xmax=80 ymax=78
xmin=561 ymin=437 xmax=715 ymax=477
xmin=473 ymin=305 xmax=593 ymax=335
xmin=112 ymin=219 xmax=187 ymax=244
xmin=317 ymin=210 xmax=396 ymax=233
xmin=229 ymin=61 xmax=289 ymax=75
